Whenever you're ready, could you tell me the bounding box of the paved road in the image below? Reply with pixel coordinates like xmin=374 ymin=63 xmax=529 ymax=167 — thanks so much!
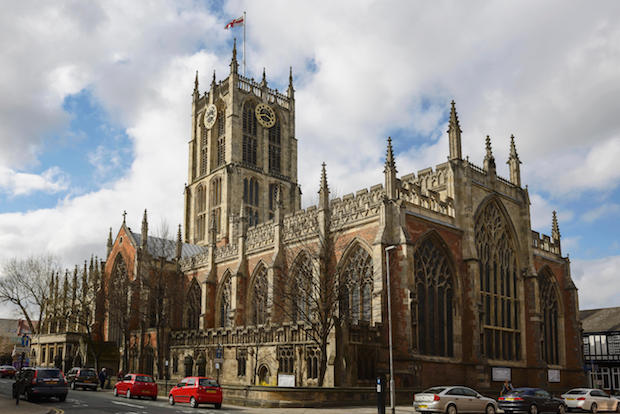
xmin=0 ymin=378 xmax=244 ymax=414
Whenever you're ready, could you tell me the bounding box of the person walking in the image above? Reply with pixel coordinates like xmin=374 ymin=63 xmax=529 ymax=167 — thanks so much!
xmin=99 ymin=367 xmax=107 ymax=390
xmin=500 ymin=379 xmax=514 ymax=396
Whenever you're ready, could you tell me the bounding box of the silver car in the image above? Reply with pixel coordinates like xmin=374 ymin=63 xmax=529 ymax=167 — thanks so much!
xmin=561 ymin=388 xmax=620 ymax=413
xmin=414 ymin=386 xmax=498 ymax=414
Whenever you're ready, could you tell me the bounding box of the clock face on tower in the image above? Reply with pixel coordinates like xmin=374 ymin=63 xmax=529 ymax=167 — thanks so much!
xmin=255 ymin=103 xmax=276 ymax=128
xmin=203 ymin=104 xmax=217 ymax=129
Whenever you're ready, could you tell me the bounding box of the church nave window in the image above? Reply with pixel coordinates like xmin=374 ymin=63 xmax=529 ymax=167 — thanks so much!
xmin=219 ymin=273 xmax=232 ymax=328
xmin=242 ymin=101 xmax=257 ymax=166
xmin=340 ymin=245 xmax=373 ymax=323
xmin=200 ymin=127 xmax=208 ymax=175
xmin=251 ymin=267 xmax=268 ymax=325
xmin=195 ymin=185 xmax=206 ymax=241
xmin=540 ymin=270 xmax=560 ymax=365
xmin=216 ymin=111 xmax=226 ymax=167
xmin=210 ymin=177 xmax=222 ymax=234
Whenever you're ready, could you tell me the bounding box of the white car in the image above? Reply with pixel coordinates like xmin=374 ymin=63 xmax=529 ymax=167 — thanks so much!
xmin=561 ymin=388 xmax=620 ymax=413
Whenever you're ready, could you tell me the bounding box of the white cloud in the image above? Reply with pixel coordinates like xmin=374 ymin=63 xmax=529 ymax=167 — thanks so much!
xmin=582 ymin=203 xmax=620 ymax=223
xmin=528 ymin=192 xmax=574 ymax=235
xmin=0 ymin=166 xmax=69 ymax=196
xmin=572 ymin=255 xmax=620 ymax=310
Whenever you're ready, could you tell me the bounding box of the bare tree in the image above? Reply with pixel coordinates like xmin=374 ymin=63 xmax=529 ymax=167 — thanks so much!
xmin=273 ymin=227 xmax=343 ymax=386
xmin=0 ymin=254 xmax=60 ymax=334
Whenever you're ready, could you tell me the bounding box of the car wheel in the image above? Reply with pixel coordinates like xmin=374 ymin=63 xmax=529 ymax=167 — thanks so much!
xmin=151 ymin=395 xmax=157 ymax=401
xmin=486 ymin=404 xmax=496 ymax=414
xmin=530 ymin=405 xmax=538 ymax=414
xmin=215 ymin=402 xmax=222 ymax=409
xmin=190 ymin=397 xmax=198 ymax=408
xmin=70 ymin=382 xmax=75 ymax=390
xmin=616 ymin=402 xmax=620 ymax=413
xmin=126 ymin=389 xmax=131 ymax=399
xmin=591 ymin=403 xmax=598 ymax=414
xmin=559 ymin=404 xmax=566 ymax=414
xmin=113 ymin=387 xmax=118 ymax=397
xmin=447 ymin=404 xmax=457 ymax=414
xmin=58 ymin=394 xmax=67 ymax=402
xmin=169 ymin=395 xmax=175 ymax=405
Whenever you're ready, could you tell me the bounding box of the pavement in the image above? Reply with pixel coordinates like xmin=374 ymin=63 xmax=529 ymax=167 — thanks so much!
xmin=0 ymin=394 xmax=56 ymax=414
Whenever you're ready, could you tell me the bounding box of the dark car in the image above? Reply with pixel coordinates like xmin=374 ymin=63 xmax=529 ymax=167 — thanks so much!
xmin=498 ymin=387 xmax=567 ymax=414
xmin=13 ymin=367 xmax=68 ymax=402
xmin=66 ymin=367 xmax=98 ymax=390
xmin=0 ymin=365 xmax=17 ymax=378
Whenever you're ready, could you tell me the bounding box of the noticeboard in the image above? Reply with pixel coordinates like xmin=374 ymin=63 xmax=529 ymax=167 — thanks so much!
xmin=548 ymin=369 xmax=561 ymax=383
xmin=492 ymin=367 xmax=511 ymax=382
xmin=278 ymin=374 xmax=295 ymax=387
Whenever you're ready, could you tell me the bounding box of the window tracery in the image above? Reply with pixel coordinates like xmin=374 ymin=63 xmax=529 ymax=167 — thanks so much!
xmin=268 ymin=119 xmax=281 ymax=173
xmin=540 ymin=270 xmax=560 ymax=365
xmin=291 ymin=252 xmax=314 ymax=322
xmin=475 ymin=200 xmax=521 ymax=360
xmin=243 ymin=177 xmax=259 ymax=226
xmin=186 ymin=279 xmax=201 ymax=330
xmin=251 ymin=267 xmax=268 ymax=325
xmin=216 ymin=110 xmax=226 ymax=167
xmin=242 ymin=102 xmax=257 ymax=165
xmin=412 ymin=236 xmax=454 ymax=357
xmin=341 ymin=245 xmax=373 ymax=322
xmin=219 ymin=274 xmax=232 ymax=328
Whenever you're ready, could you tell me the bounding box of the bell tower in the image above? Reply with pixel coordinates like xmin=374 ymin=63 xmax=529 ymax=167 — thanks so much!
xmin=184 ymin=41 xmax=301 ymax=245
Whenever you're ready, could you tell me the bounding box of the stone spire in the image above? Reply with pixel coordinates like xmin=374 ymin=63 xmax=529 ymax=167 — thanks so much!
xmin=507 ymin=134 xmax=522 ymax=187
xmin=552 ymin=211 xmax=561 ymax=241
xmin=176 ymin=224 xmax=183 ymax=260
xmin=193 ymin=70 xmax=199 ymax=100
xmin=211 ymin=70 xmax=216 ymax=88
xmin=483 ymin=135 xmax=496 ymax=175
xmin=141 ymin=209 xmax=148 ymax=250
xmin=318 ymin=162 xmax=329 ymax=210
xmin=82 ymin=261 xmax=88 ymax=299
xmin=287 ymin=66 xmax=295 ymax=98
xmin=230 ymin=38 xmax=238 ymax=74
xmin=384 ymin=137 xmax=398 ymax=199
xmin=71 ymin=265 xmax=78 ymax=307
xmin=106 ymin=227 xmax=113 ymax=257
xmin=260 ymin=67 xmax=267 ymax=87
xmin=62 ymin=270 xmax=69 ymax=309
xmin=448 ymin=100 xmax=462 ymax=160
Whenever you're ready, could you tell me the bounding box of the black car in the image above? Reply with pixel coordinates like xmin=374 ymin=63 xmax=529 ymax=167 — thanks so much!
xmin=66 ymin=367 xmax=98 ymax=390
xmin=499 ymin=388 xmax=566 ymax=414
xmin=13 ymin=367 xmax=68 ymax=402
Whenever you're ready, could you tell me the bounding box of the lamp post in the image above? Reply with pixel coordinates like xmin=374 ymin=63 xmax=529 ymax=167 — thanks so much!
xmin=385 ymin=245 xmax=397 ymax=414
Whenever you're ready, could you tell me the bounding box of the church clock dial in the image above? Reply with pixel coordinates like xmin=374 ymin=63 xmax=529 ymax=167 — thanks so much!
xmin=255 ymin=103 xmax=276 ymax=128
xmin=203 ymin=104 xmax=217 ymax=129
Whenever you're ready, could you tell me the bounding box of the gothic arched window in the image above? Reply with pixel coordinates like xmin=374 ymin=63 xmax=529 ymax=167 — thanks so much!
xmin=186 ymin=279 xmax=201 ymax=330
xmin=475 ymin=200 xmax=521 ymax=360
xmin=251 ymin=267 xmax=268 ymax=325
xmin=291 ymin=252 xmax=314 ymax=322
xmin=200 ymin=125 xmax=208 ymax=175
xmin=243 ymin=177 xmax=260 ymax=226
xmin=540 ymin=270 xmax=560 ymax=365
xmin=219 ymin=273 xmax=232 ymax=328
xmin=210 ymin=177 xmax=222 ymax=234
xmin=242 ymin=102 xmax=257 ymax=165
xmin=108 ymin=254 xmax=129 ymax=345
xmin=216 ymin=110 xmax=226 ymax=166
xmin=341 ymin=245 xmax=373 ymax=322
xmin=268 ymin=119 xmax=281 ymax=173
xmin=412 ymin=236 xmax=454 ymax=357
xmin=195 ymin=185 xmax=206 ymax=241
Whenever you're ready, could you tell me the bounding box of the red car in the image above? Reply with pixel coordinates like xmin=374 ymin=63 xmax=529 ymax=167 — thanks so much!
xmin=113 ymin=373 xmax=157 ymax=400
xmin=168 ymin=376 xmax=222 ymax=409
xmin=0 ymin=365 xmax=17 ymax=378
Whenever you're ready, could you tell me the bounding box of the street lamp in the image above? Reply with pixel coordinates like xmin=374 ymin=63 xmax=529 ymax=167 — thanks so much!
xmin=385 ymin=245 xmax=397 ymax=414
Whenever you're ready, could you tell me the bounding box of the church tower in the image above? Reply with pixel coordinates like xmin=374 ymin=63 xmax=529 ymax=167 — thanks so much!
xmin=184 ymin=41 xmax=300 ymax=245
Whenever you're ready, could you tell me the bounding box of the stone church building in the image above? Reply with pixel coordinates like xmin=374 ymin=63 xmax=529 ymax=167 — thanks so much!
xmin=101 ymin=43 xmax=585 ymax=396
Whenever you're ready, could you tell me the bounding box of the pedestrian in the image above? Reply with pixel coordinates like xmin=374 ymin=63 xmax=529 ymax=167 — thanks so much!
xmin=500 ymin=379 xmax=513 ymax=396
xmin=13 ymin=371 xmax=24 ymax=405
xmin=118 ymin=368 xmax=124 ymax=382
xmin=99 ymin=367 xmax=107 ymax=390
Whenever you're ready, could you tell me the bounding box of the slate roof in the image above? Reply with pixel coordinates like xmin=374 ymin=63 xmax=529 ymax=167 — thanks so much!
xmin=580 ymin=306 xmax=620 ymax=333
xmin=130 ymin=232 xmax=205 ymax=261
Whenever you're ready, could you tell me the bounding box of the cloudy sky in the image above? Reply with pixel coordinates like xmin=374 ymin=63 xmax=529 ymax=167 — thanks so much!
xmin=1 ymin=0 xmax=619 ymax=317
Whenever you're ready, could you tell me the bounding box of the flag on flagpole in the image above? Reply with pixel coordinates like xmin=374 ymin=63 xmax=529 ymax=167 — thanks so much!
xmin=225 ymin=16 xmax=244 ymax=29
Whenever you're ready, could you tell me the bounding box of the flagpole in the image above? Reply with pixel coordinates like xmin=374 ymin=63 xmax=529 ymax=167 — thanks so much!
xmin=243 ymin=11 xmax=246 ymax=76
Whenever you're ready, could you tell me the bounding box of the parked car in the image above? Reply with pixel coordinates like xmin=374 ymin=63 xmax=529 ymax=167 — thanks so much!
xmin=13 ymin=367 xmax=68 ymax=402
xmin=168 ymin=376 xmax=222 ymax=409
xmin=66 ymin=367 xmax=98 ymax=391
xmin=498 ymin=387 xmax=567 ymax=414
xmin=561 ymin=388 xmax=620 ymax=413
xmin=0 ymin=365 xmax=17 ymax=378
xmin=413 ymin=386 xmax=499 ymax=414
xmin=113 ymin=373 xmax=157 ymax=400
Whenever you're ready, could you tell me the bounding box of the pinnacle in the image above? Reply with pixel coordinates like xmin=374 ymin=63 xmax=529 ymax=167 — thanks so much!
xmin=448 ymin=100 xmax=461 ymax=133
xmin=384 ymin=137 xmax=397 ymax=172
xmin=212 ymin=70 xmax=216 ymax=84
xmin=320 ymin=162 xmax=328 ymax=191
xmin=485 ymin=135 xmax=493 ymax=158
xmin=552 ymin=210 xmax=561 ymax=239
xmin=194 ymin=70 xmax=199 ymax=91
xmin=232 ymin=38 xmax=237 ymax=60
xmin=509 ymin=134 xmax=520 ymax=160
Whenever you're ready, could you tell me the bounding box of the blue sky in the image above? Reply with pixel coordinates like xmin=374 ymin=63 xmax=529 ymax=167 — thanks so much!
xmin=1 ymin=0 xmax=620 ymax=317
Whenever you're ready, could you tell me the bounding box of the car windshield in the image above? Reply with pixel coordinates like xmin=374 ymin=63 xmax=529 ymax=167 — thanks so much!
xmin=136 ymin=375 xmax=154 ymax=383
xmin=82 ymin=370 xmax=96 ymax=377
xmin=566 ymin=390 xmax=587 ymax=395
xmin=38 ymin=369 xmax=61 ymax=378
xmin=507 ymin=389 xmax=533 ymax=396
xmin=199 ymin=379 xmax=219 ymax=387
xmin=422 ymin=387 xmax=447 ymax=394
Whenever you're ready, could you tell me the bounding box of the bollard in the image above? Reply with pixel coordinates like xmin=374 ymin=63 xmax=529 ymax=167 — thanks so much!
xmin=377 ymin=376 xmax=386 ymax=414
